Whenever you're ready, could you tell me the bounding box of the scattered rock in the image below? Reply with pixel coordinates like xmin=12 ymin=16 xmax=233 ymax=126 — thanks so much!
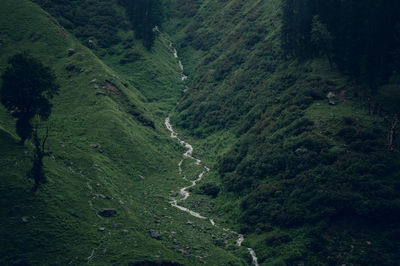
xmin=21 ymin=216 xmax=29 ymax=223
xmin=67 ymin=48 xmax=76 ymax=57
xmin=295 ymin=148 xmax=309 ymax=156
xmin=88 ymin=40 xmax=97 ymax=49
xmin=150 ymin=229 xmax=161 ymax=240
xmin=366 ymin=241 xmax=372 ymax=245
xmin=122 ymin=229 xmax=129 ymax=234
xmin=99 ymin=208 xmax=117 ymax=217
xmin=98 ymin=194 xmax=106 ymax=199
xmin=178 ymin=249 xmax=190 ymax=255
xmin=90 ymin=143 xmax=101 ymax=149
xmin=98 ymin=227 xmax=105 ymax=232
xmin=0 ymin=40 xmax=3 ymax=46
xmin=186 ymin=221 xmax=193 ymax=225
xmin=151 ymin=72 xmax=157 ymax=80
xmin=96 ymin=91 xmax=106 ymax=96
xmin=69 ymin=212 xmax=80 ymax=218
xmin=98 ymin=149 xmax=104 ymax=154
xmin=114 ymin=224 xmax=120 ymax=228
xmin=91 ymin=78 xmax=97 ymax=83
xmin=102 ymin=248 xmax=107 ymax=254
xmin=327 ymin=92 xmax=337 ymax=105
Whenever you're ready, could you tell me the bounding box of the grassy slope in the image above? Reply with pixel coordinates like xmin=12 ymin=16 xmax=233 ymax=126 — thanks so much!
xmin=0 ymin=1 xmax=252 ymax=265
xmin=163 ymin=0 xmax=400 ymax=265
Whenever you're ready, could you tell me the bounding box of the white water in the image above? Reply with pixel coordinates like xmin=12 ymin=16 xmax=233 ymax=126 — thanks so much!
xmin=165 ymin=118 xmax=258 ymax=265
xmin=166 ymin=39 xmax=258 ymax=266
xmin=170 ymin=42 xmax=188 ymax=81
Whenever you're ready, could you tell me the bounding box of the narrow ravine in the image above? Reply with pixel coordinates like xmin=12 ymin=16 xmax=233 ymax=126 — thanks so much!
xmin=165 ymin=117 xmax=259 ymax=266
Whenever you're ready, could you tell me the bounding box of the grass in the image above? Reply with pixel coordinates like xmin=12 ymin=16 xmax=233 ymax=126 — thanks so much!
xmin=0 ymin=0 xmax=253 ymax=265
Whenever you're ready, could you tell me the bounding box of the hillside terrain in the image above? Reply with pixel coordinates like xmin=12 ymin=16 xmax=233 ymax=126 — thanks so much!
xmin=1 ymin=0 xmax=399 ymax=265
xmin=164 ymin=0 xmax=400 ymax=265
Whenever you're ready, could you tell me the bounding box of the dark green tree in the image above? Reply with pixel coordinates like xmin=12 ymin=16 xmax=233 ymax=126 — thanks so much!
xmin=0 ymin=53 xmax=59 ymax=144
xmin=311 ymin=15 xmax=333 ymax=67
xmin=118 ymin=0 xmax=164 ymax=49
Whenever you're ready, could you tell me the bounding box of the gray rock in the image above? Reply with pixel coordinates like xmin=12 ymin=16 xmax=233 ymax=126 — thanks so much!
xmin=99 ymin=208 xmax=117 ymax=217
xmin=295 ymin=148 xmax=309 ymax=156
xmin=98 ymin=227 xmax=105 ymax=232
xmin=96 ymin=91 xmax=106 ymax=96
xmin=90 ymin=143 xmax=101 ymax=149
xmin=88 ymin=40 xmax=97 ymax=49
xmin=122 ymin=229 xmax=129 ymax=234
xmin=68 ymin=48 xmax=76 ymax=57
xmin=150 ymin=229 xmax=161 ymax=240
xmin=327 ymin=92 xmax=336 ymax=105
xmin=21 ymin=216 xmax=29 ymax=223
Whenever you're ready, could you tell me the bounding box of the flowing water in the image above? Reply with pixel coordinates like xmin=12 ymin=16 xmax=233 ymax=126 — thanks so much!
xmin=165 ymin=118 xmax=259 ymax=265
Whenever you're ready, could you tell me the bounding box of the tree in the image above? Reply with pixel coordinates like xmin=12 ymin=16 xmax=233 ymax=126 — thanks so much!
xmin=0 ymin=53 xmax=59 ymax=144
xmin=28 ymin=122 xmax=50 ymax=192
xmin=311 ymin=15 xmax=334 ymax=67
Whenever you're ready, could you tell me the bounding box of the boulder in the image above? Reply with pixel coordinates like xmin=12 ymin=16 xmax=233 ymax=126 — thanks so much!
xmin=150 ymin=229 xmax=161 ymax=240
xmin=122 ymin=229 xmax=129 ymax=234
xmin=99 ymin=208 xmax=117 ymax=217
xmin=21 ymin=216 xmax=29 ymax=223
xmin=98 ymin=227 xmax=105 ymax=232
xmin=295 ymin=148 xmax=309 ymax=156
xmin=67 ymin=48 xmax=76 ymax=57
xmin=88 ymin=40 xmax=97 ymax=49
xmin=90 ymin=143 xmax=101 ymax=149
xmin=327 ymin=92 xmax=337 ymax=105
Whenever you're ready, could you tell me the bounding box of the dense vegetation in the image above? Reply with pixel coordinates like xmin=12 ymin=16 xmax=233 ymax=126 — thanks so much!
xmin=165 ymin=0 xmax=400 ymax=264
xmin=32 ymin=0 xmax=164 ymax=49
xmin=1 ymin=0 xmax=399 ymax=265
xmin=118 ymin=0 xmax=164 ymax=49
xmin=282 ymin=0 xmax=400 ymax=87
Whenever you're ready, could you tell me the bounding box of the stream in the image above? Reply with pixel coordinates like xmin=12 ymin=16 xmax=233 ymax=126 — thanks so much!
xmin=165 ymin=118 xmax=259 ymax=266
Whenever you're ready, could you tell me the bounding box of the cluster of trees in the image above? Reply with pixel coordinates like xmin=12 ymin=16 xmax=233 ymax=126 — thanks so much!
xmin=118 ymin=0 xmax=164 ymax=49
xmin=281 ymin=0 xmax=400 ymax=86
xmin=1 ymin=53 xmax=58 ymax=192
xmin=33 ymin=0 xmax=122 ymax=48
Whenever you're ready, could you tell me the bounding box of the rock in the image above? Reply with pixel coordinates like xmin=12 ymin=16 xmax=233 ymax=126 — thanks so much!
xmin=96 ymin=91 xmax=106 ymax=96
xmin=178 ymin=249 xmax=190 ymax=255
xmin=295 ymin=148 xmax=309 ymax=156
xmin=88 ymin=40 xmax=97 ymax=49
xmin=366 ymin=241 xmax=372 ymax=245
xmin=98 ymin=149 xmax=104 ymax=154
xmin=90 ymin=78 xmax=97 ymax=83
xmin=98 ymin=194 xmax=106 ymax=199
xmin=0 ymin=40 xmax=3 ymax=46
xmin=150 ymin=229 xmax=161 ymax=240
xmin=122 ymin=229 xmax=129 ymax=234
xmin=90 ymin=143 xmax=101 ymax=149
xmin=114 ymin=224 xmax=120 ymax=228
xmin=69 ymin=212 xmax=80 ymax=218
xmin=98 ymin=227 xmax=105 ymax=232
xmin=99 ymin=208 xmax=117 ymax=217
xmin=327 ymin=91 xmax=337 ymax=105
xmin=67 ymin=48 xmax=76 ymax=57
xmin=21 ymin=216 xmax=29 ymax=223
xmin=151 ymin=72 xmax=157 ymax=80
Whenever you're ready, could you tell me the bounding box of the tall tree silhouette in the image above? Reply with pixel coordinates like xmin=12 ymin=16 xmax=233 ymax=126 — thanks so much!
xmin=0 ymin=53 xmax=59 ymax=144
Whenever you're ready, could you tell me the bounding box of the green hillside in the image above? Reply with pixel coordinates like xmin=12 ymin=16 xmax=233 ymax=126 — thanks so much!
xmin=0 ymin=0 xmax=251 ymax=265
xmin=163 ymin=0 xmax=400 ymax=265
xmin=1 ymin=0 xmax=399 ymax=265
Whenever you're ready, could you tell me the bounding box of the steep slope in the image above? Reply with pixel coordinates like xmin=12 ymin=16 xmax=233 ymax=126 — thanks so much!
xmin=163 ymin=0 xmax=400 ymax=265
xmin=0 ymin=1 xmax=252 ymax=265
